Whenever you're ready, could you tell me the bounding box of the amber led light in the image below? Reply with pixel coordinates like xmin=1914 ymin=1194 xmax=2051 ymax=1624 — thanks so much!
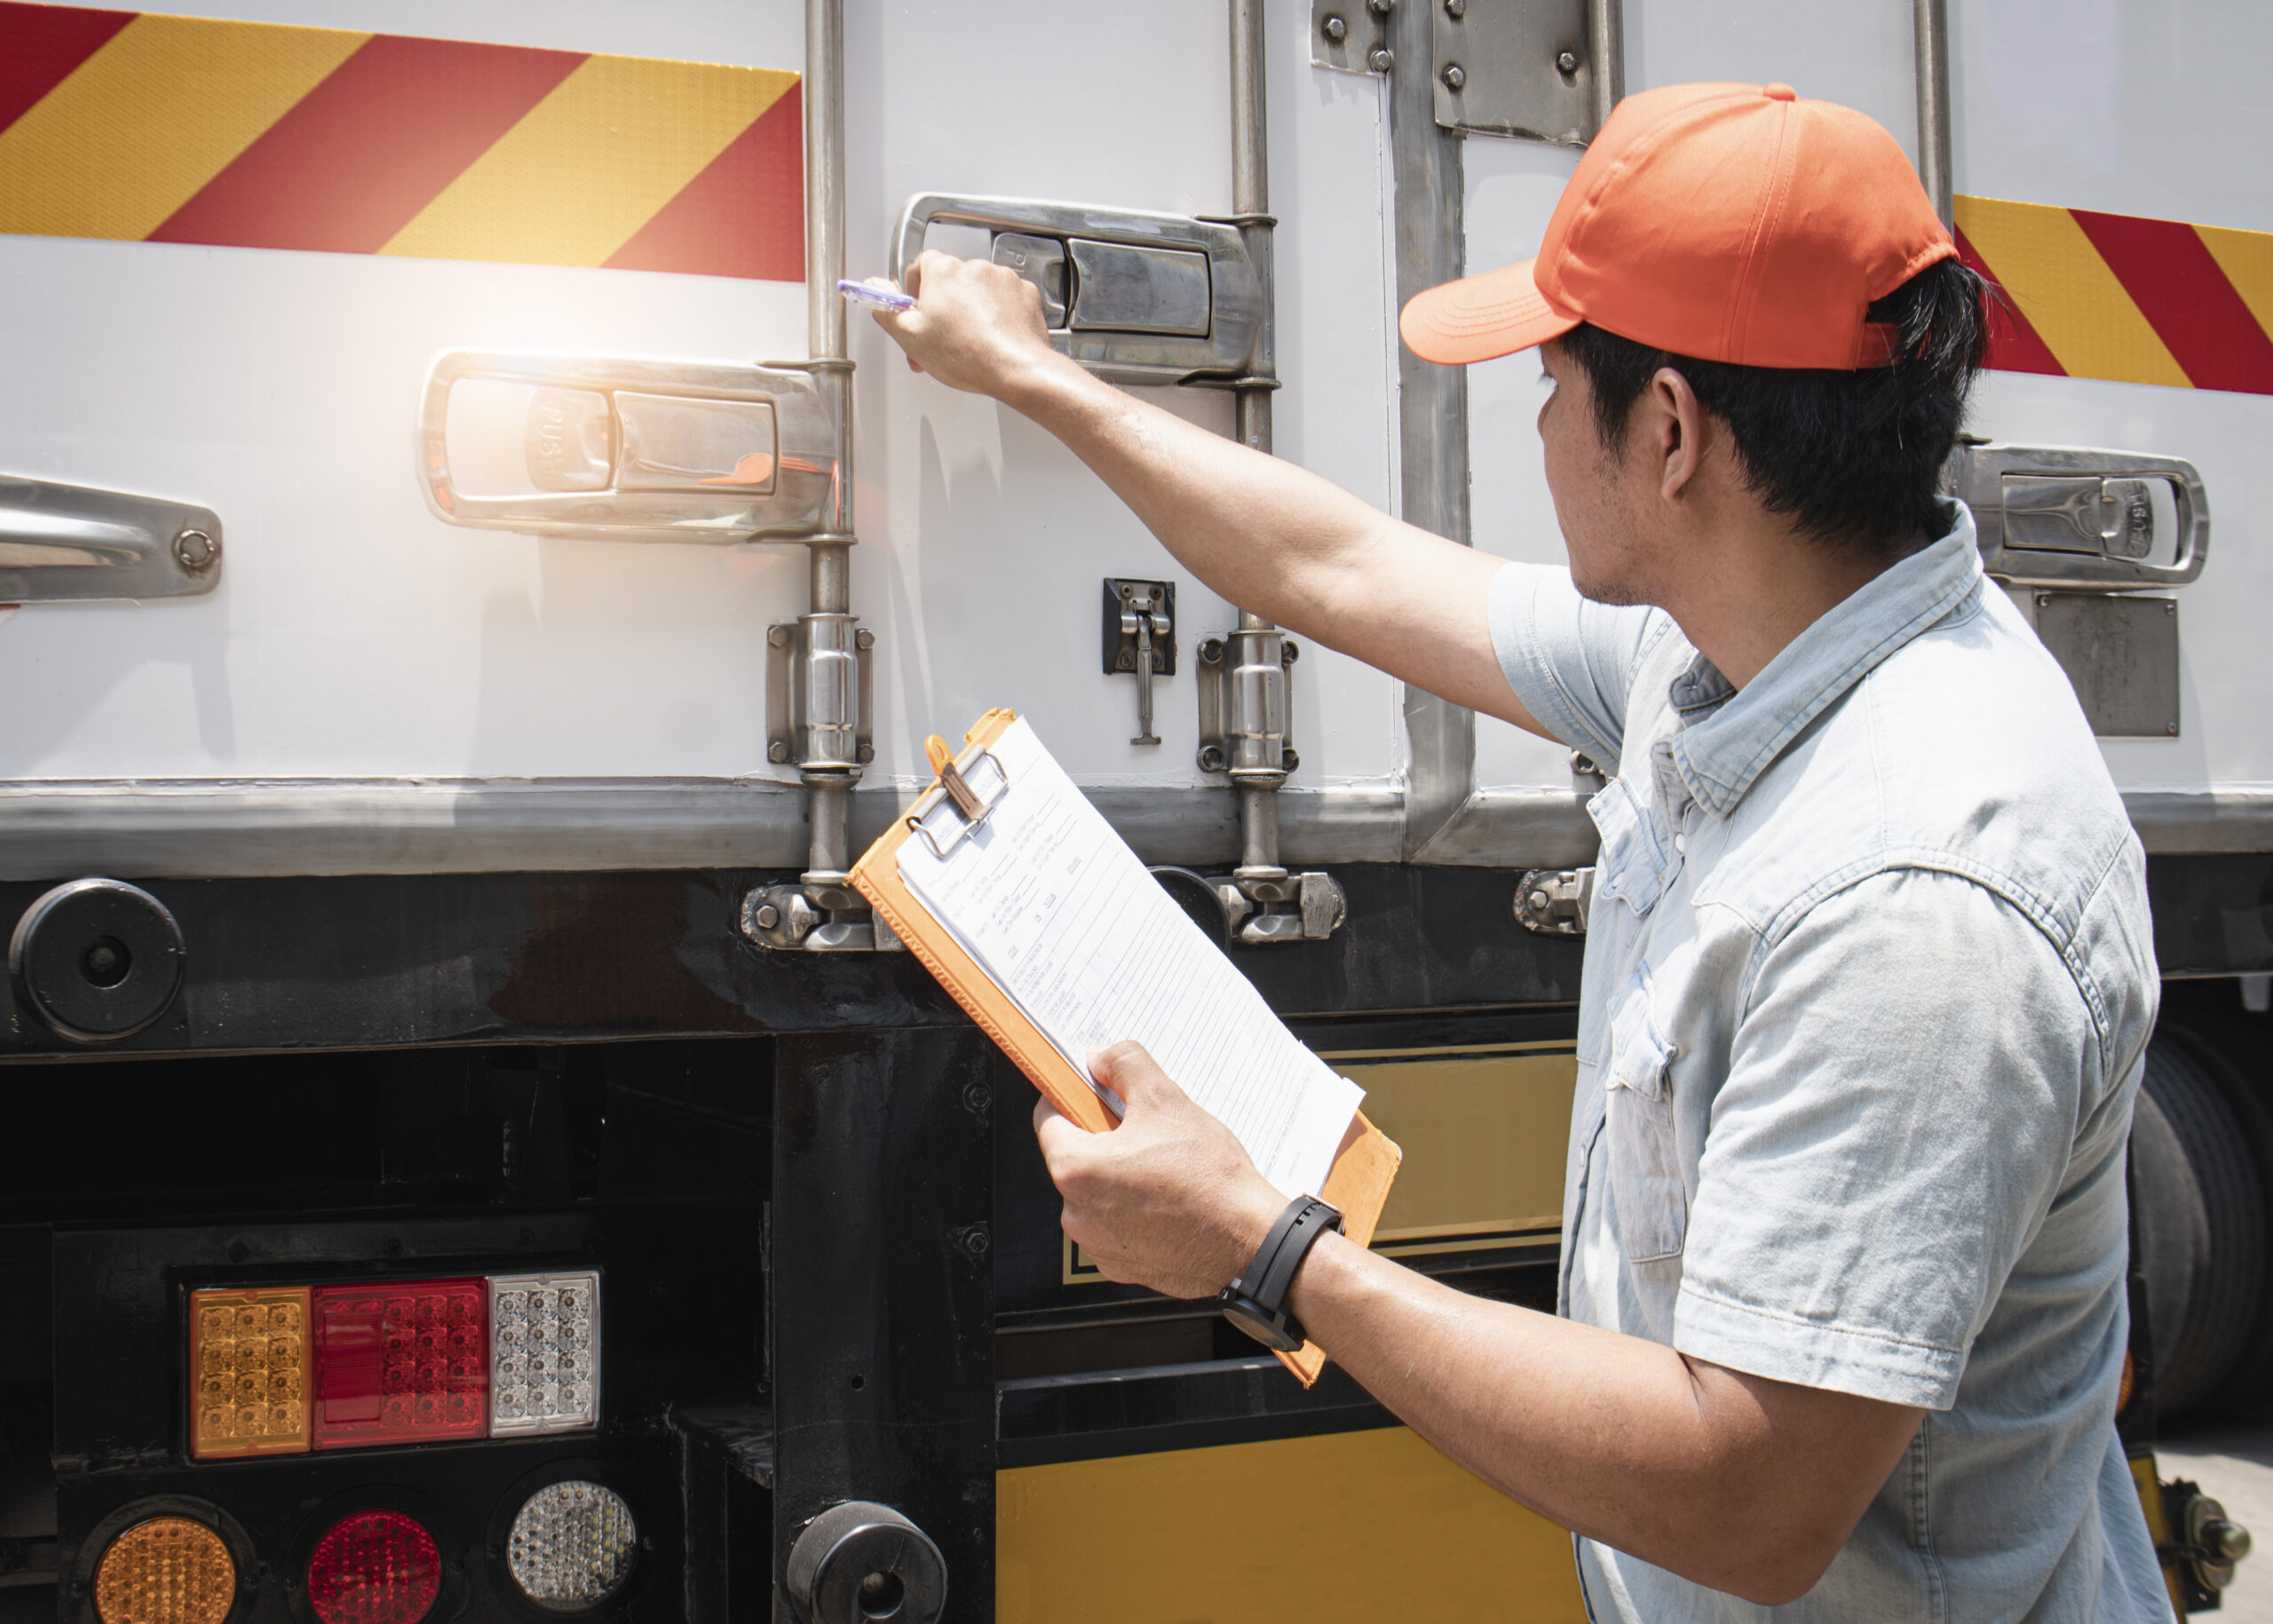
xmin=92 ymin=1516 xmax=237 ymax=1624
xmin=189 ymin=1287 xmax=311 ymax=1460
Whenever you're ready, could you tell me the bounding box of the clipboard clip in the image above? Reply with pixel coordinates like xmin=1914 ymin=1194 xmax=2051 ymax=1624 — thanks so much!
xmin=908 ymin=734 xmax=1010 ymax=859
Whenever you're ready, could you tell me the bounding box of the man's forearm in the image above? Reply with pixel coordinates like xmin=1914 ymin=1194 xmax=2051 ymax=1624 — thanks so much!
xmin=1287 ymin=1232 xmax=1917 ymax=1606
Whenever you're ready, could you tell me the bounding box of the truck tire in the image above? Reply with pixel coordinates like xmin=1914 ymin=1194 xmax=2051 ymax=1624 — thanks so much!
xmin=2156 ymin=1010 xmax=2273 ymax=1415
xmin=2133 ymin=1026 xmax=2269 ymax=1422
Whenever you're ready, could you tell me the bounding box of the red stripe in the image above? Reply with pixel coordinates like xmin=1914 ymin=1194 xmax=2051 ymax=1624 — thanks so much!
xmin=2070 ymin=208 xmax=2273 ymax=396
xmin=1954 ymin=224 xmax=2066 ymax=379
xmin=149 ymin=33 xmax=585 ymax=255
xmin=0 ymin=1 xmax=135 ymax=133
xmin=605 ymin=82 xmax=803 ymax=281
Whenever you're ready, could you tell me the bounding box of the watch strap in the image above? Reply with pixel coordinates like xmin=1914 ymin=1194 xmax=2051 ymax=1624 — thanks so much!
xmin=1231 ymin=1195 xmax=1344 ymax=1327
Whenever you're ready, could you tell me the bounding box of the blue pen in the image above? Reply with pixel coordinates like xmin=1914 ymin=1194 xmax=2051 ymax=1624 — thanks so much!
xmin=836 ymin=277 xmax=915 ymax=313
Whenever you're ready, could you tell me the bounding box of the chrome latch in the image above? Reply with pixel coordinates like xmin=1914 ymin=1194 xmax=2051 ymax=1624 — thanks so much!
xmin=890 ymin=195 xmax=1271 ymax=387
xmin=1104 ymin=578 xmax=1175 ymax=747
xmin=1196 ymin=628 xmax=1296 ymax=782
xmin=1514 ymin=867 xmax=1594 ymax=937
xmin=740 ymin=882 xmax=902 ymax=955
xmin=0 ymin=476 xmax=222 ymax=603
xmin=1193 ymin=628 xmax=1346 ymax=944
xmin=417 ymin=350 xmax=846 ymax=543
xmin=766 ymin=618 xmax=875 ymax=775
xmin=1947 ymin=441 xmax=2207 ymax=589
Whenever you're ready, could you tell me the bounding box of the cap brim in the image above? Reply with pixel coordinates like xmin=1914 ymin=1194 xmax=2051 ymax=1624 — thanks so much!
xmin=1398 ymin=258 xmax=1580 ymax=366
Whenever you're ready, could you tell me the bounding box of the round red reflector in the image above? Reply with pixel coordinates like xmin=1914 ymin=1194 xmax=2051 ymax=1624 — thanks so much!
xmin=305 ymin=1511 xmax=440 ymax=1624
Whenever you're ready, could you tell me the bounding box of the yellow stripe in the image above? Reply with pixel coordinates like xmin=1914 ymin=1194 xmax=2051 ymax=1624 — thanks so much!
xmin=0 ymin=13 xmax=367 ymax=242
xmin=1953 ymin=194 xmax=2190 ymax=388
xmin=2196 ymin=221 xmax=2273 ymax=336
xmin=998 ymin=1428 xmax=1585 ymax=1623
xmin=381 ymin=54 xmax=796 ymax=267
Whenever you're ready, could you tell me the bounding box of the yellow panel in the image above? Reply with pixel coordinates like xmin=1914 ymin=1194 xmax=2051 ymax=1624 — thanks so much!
xmin=2196 ymin=221 xmax=2273 ymax=336
xmin=0 ymin=13 xmax=367 ymax=242
xmin=1339 ymin=1051 xmax=1574 ymax=1248
xmin=1952 ymin=194 xmax=2190 ymax=388
xmin=999 ymin=1427 xmax=1586 ymax=1623
xmin=382 ymin=55 xmax=796 ymax=268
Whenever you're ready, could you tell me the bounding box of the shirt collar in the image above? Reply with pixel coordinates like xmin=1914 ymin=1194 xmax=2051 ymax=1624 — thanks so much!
xmin=1667 ymin=499 xmax=1984 ymax=818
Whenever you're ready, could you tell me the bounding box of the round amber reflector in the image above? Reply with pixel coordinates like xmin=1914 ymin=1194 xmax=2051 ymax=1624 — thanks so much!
xmin=93 ymin=1516 xmax=238 ymax=1624
xmin=305 ymin=1510 xmax=440 ymax=1624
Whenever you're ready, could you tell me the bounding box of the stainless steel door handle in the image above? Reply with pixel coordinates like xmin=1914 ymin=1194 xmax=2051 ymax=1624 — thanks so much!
xmin=0 ymin=476 xmax=222 ymax=602
xmin=889 ymin=193 xmax=1271 ymax=387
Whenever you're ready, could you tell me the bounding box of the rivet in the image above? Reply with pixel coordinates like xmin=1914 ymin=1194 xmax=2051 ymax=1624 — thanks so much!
xmin=1557 ymin=49 xmax=1580 ymax=74
xmin=856 ymin=627 xmax=875 ymax=648
xmin=1321 ymin=13 xmax=1348 ymax=42
xmin=172 ymin=528 xmax=218 ymax=571
xmin=769 ymin=741 xmax=793 ymax=764
xmin=2166 ymin=723 xmax=2179 ymax=735
xmin=1441 ymin=62 xmax=1466 ymax=91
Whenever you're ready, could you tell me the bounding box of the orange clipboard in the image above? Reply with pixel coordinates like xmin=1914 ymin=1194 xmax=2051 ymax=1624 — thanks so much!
xmin=849 ymin=708 xmax=1401 ymax=1387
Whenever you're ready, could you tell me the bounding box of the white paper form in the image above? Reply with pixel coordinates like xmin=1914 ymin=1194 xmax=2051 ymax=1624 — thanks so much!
xmin=897 ymin=718 xmax=1362 ymax=1200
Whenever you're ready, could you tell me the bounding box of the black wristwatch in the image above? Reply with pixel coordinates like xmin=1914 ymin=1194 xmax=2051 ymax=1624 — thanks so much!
xmin=1217 ymin=1195 xmax=1344 ymax=1352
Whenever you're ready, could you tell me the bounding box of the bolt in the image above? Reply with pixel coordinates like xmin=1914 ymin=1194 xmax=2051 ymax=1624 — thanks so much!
xmin=1282 ymin=748 xmax=1300 ymax=772
xmin=767 ymin=624 xmax=791 ymax=647
xmin=2166 ymin=722 xmax=2179 ymax=735
xmin=857 ymin=742 xmax=875 ymax=764
xmin=957 ymin=1224 xmax=992 ymax=1259
xmin=753 ymin=902 xmax=781 ymax=931
xmin=1321 ymin=12 xmax=1347 ymax=40
xmin=1557 ymin=48 xmax=1580 ymax=73
xmin=2166 ymin=600 xmax=2176 ymax=614
xmin=1118 ymin=650 xmax=1134 ymax=669
xmin=172 ymin=528 xmax=217 ymax=571
xmin=1282 ymin=640 xmax=1300 ymax=663
xmin=1444 ymin=0 xmax=1465 ymax=12
xmin=1368 ymin=0 xmax=1392 ymax=12
xmin=1442 ymin=62 xmax=1466 ymax=91
xmin=769 ymin=741 xmax=793 ymax=764
xmin=1200 ymin=637 xmax=1224 ymax=664
xmin=1369 ymin=46 xmax=1394 ymax=71
xmin=962 ymin=1079 xmax=994 ymax=1115
xmin=857 ymin=628 xmax=875 ymax=648
xmin=1200 ymin=745 xmax=1227 ymax=772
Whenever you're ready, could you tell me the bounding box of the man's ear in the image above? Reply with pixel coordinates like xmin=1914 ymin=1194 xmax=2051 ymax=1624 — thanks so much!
xmin=1649 ymin=366 xmax=1707 ymax=502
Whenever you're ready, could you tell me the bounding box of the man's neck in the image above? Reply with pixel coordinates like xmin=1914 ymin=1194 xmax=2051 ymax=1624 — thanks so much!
xmin=1661 ymin=523 xmax=1926 ymax=691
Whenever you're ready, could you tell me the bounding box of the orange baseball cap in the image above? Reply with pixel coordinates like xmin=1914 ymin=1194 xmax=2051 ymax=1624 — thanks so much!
xmin=1399 ymin=81 xmax=1955 ymax=370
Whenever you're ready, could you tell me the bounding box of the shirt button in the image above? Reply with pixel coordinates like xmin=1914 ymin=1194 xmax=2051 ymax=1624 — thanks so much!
xmin=1674 ymin=834 xmax=1687 ymax=855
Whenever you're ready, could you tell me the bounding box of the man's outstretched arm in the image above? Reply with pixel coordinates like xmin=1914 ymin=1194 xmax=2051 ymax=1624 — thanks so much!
xmin=1043 ymin=1042 xmax=1926 ymax=1609
xmin=872 ymin=253 xmax=1550 ymax=735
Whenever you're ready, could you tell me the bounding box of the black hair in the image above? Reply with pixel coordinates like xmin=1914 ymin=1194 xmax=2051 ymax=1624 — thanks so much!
xmin=1552 ymin=256 xmax=1991 ymax=552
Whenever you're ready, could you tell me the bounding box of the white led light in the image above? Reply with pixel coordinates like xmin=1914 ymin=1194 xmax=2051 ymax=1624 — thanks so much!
xmin=487 ymin=1271 xmax=600 ymax=1436
xmin=505 ymin=1480 xmax=637 ymax=1612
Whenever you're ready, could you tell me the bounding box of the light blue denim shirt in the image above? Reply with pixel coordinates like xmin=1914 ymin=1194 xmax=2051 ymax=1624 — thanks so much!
xmin=1489 ymin=502 xmax=2172 ymax=1622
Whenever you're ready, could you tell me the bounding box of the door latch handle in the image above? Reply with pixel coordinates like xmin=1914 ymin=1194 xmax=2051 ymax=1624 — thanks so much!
xmin=1104 ymin=578 xmax=1175 ymax=747
xmin=1949 ymin=441 xmax=2208 ymax=588
xmin=0 ymin=475 xmax=221 ymax=602
xmin=890 ymin=194 xmax=1271 ymax=387
xmin=416 ymin=350 xmax=847 ymax=543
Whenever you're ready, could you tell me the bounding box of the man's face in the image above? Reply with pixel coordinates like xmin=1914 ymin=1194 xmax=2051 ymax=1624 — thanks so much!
xmin=1537 ymin=341 xmax=1653 ymax=607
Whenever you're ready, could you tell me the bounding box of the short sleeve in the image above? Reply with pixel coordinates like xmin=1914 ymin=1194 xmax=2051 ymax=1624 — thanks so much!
xmin=1487 ymin=561 xmax=1669 ymax=767
xmin=1673 ymin=867 xmax=2099 ymax=1410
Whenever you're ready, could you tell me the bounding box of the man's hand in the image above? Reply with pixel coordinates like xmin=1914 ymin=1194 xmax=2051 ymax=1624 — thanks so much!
xmin=867 ymin=252 xmax=1064 ymax=400
xmin=1033 ymin=1041 xmax=1287 ymax=1301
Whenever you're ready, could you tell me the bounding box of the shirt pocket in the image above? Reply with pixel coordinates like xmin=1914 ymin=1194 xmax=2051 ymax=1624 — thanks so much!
xmin=1605 ymin=970 xmax=1687 ymax=1264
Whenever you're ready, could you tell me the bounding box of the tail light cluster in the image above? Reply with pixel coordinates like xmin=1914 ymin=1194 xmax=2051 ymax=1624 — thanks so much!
xmin=90 ymin=1484 xmax=638 ymax=1624
xmin=190 ymin=1271 xmax=598 ymax=1462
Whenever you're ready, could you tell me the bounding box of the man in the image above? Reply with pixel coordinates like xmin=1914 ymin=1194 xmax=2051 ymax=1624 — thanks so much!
xmin=873 ymin=82 xmax=2169 ymax=1619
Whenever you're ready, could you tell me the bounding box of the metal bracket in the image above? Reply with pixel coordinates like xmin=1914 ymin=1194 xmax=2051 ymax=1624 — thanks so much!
xmin=1947 ymin=440 xmax=2208 ymax=590
xmin=1195 ymin=630 xmax=1297 ymax=780
xmin=1312 ymin=0 xmax=1393 ymax=74
xmin=1208 ymin=869 xmax=1348 ymax=946
xmin=1430 ymin=0 xmax=1599 ymax=146
xmin=0 ymin=476 xmax=222 ymax=603
xmin=766 ymin=618 xmax=875 ymax=773
xmin=416 ymin=350 xmax=847 ymax=544
xmin=890 ymin=194 xmax=1271 ymax=388
xmin=739 ymin=882 xmax=901 ymax=955
xmin=1514 ymin=867 xmax=1594 ymax=936
xmin=1104 ymin=578 xmax=1175 ymax=747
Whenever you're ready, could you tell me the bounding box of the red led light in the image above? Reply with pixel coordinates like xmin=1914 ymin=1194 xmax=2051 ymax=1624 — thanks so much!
xmin=312 ymin=1279 xmax=487 ymax=1449
xmin=305 ymin=1510 xmax=440 ymax=1624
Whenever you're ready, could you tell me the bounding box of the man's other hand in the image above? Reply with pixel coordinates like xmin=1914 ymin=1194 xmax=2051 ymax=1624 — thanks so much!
xmin=867 ymin=251 xmax=1059 ymax=399
xmin=1033 ymin=1041 xmax=1287 ymax=1301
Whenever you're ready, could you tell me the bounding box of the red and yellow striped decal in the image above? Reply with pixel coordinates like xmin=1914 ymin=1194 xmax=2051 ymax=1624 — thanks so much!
xmin=1956 ymin=194 xmax=2273 ymax=396
xmin=0 ymin=2 xmax=802 ymax=279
